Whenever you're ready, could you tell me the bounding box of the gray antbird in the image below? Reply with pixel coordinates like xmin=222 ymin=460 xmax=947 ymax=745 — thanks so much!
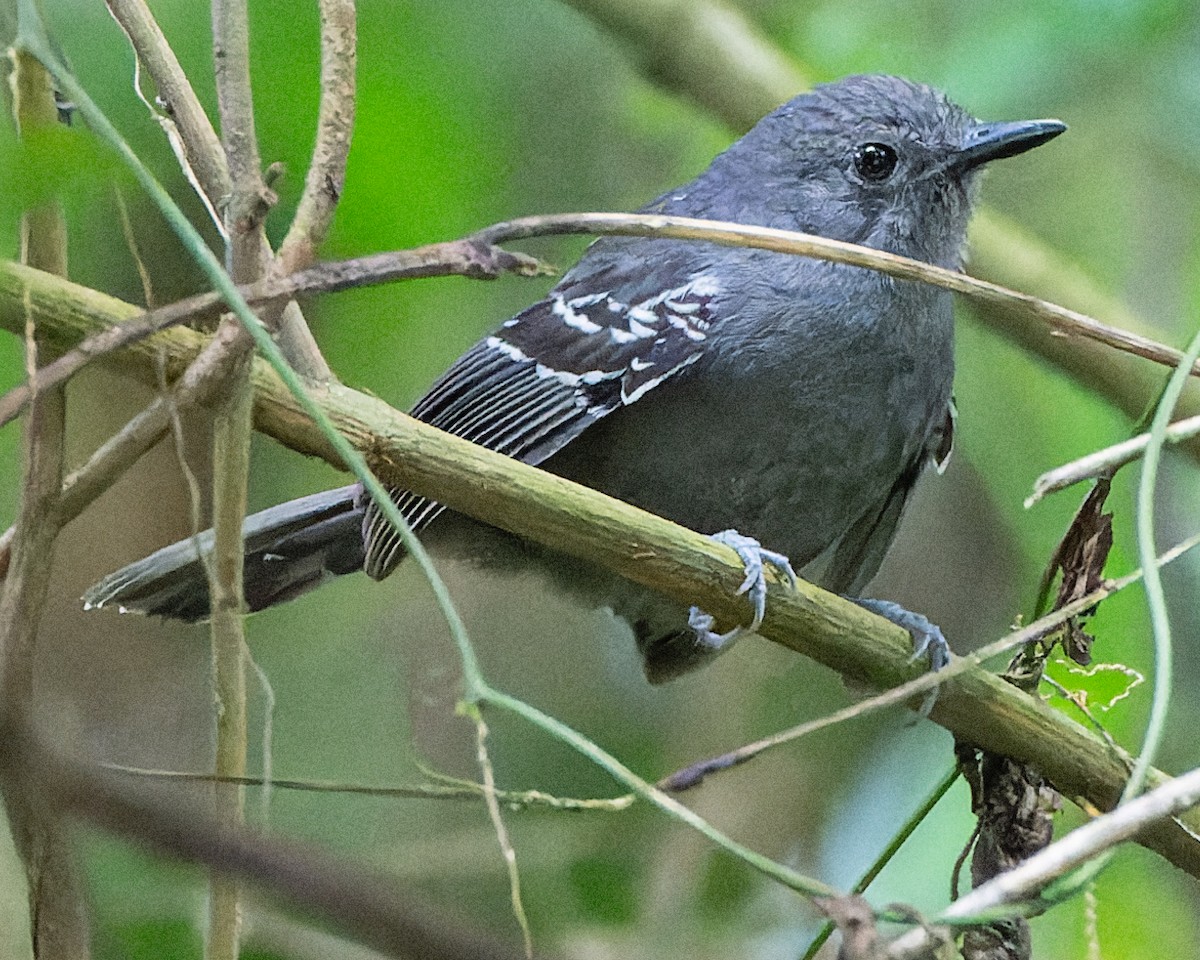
xmin=85 ymin=75 xmax=1065 ymax=682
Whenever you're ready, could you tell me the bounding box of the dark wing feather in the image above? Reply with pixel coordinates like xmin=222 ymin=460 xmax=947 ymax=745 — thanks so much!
xmin=361 ymin=247 xmax=724 ymax=578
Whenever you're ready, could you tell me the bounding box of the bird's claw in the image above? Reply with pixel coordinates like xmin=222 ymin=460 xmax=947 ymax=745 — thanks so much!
xmin=687 ymin=606 xmax=741 ymax=652
xmin=854 ymin=598 xmax=950 ymax=670
xmin=688 ymin=530 xmax=797 ymax=652
xmin=712 ymin=529 xmax=797 ymax=632
xmin=853 ymin=598 xmax=951 ymax=715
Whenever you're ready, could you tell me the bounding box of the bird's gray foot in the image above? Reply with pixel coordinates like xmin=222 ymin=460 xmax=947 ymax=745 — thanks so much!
xmin=852 ymin=598 xmax=951 ymax=672
xmin=688 ymin=530 xmax=798 ymax=652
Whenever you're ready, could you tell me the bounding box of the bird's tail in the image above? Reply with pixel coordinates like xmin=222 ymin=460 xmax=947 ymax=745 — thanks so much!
xmin=83 ymin=485 xmax=366 ymax=622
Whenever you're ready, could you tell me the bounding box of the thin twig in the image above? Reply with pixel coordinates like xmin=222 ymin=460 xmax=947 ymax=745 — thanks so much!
xmin=0 ymin=211 xmax=1184 ymax=427
xmin=104 ymin=0 xmax=231 ymax=210
xmin=206 ymin=366 xmax=253 ymax=960
xmin=0 ymin=240 xmax=545 ymax=428
xmin=212 ymin=0 xmax=267 ymax=276
xmin=275 ymin=0 xmax=355 ymax=276
xmin=0 ymin=39 xmax=91 ymax=959
xmin=475 ymin=213 xmax=1197 ymax=374
xmin=103 ymin=763 xmax=635 ymax=810
xmin=114 ymin=185 xmax=156 ymax=306
xmin=209 ymin=0 xmax=266 ymax=953
xmin=886 ymin=765 xmax=1200 ymax=958
xmin=469 ymin=709 xmax=533 ymax=957
xmin=1027 ymin=413 xmax=1200 ymax=505
xmin=268 ymin=0 xmax=357 ymax=380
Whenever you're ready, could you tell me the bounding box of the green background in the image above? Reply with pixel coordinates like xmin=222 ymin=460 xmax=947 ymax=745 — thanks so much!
xmin=2 ymin=0 xmax=1200 ymax=956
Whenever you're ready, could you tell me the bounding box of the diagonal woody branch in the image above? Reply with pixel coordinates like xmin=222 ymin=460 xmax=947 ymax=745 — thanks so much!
xmin=1 ymin=257 xmax=1199 ymax=878
xmin=0 ymin=214 xmax=1185 ymax=429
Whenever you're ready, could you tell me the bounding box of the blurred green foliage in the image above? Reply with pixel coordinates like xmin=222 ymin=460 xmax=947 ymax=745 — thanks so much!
xmin=2 ymin=0 xmax=1200 ymax=957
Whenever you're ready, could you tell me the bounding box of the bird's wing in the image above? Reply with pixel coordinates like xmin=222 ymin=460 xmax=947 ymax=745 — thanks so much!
xmin=362 ymin=245 xmax=725 ymax=578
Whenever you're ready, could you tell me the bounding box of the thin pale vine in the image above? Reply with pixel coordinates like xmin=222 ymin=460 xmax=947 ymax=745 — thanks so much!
xmin=103 ymin=762 xmax=635 ymax=808
xmin=465 ymin=703 xmax=533 ymax=958
xmin=1127 ymin=317 xmax=1200 ymax=801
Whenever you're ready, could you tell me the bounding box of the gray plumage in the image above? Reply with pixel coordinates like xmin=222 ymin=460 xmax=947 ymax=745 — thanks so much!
xmin=84 ymin=75 xmax=1064 ymax=682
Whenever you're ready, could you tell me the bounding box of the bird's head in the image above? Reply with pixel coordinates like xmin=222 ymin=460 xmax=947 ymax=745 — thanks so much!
xmin=692 ymin=74 xmax=1065 ymax=269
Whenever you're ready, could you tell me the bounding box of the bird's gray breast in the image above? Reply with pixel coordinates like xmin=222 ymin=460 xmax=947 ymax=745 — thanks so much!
xmin=545 ymin=260 xmax=955 ymax=578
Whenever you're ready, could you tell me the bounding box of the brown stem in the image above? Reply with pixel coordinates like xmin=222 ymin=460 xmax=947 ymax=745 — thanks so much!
xmin=275 ymin=0 xmax=356 ymax=274
xmin=208 ymin=0 xmax=268 ymax=952
xmin=1 ymin=45 xmax=91 ymax=960
xmin=0 ymin=211 xmax=1183 ymax=427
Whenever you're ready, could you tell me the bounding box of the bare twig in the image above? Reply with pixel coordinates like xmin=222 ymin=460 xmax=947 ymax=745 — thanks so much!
xmin=276 ymin=0 xmax=355 ymax=276
xmin=104 ymin=0 xmax=231 ymax=212
xmin=1 ymin=42 xmax=91 ymax=960
xmin=268 ymin=0 xmax=357 ymax=381
xmin=475 ymin=213 xmax=1197 ymax=375
xmin=469 ymin=710 xmax=533 ymax=957
xmin=104 ymin=763 xmax=635 ymax=810
xmin=886 ymin=765 xmax=1200 ymax=958
xmin=208 ymin=0 xmax=267 ymax=954
xmin=59 ymin=400 xmax=170 ymax=518
xmin=1027 ymin=413 xmax=1200 ymax=505
xmin=0 ymin=239 xmax=545 ymax=427
xmin=206 ymin=363 xmax=253 ymax=960
xmin=0 ymin=211 xmax=1183 ymax=426
xmin=106 ymin=0 xmax=336 ymax=384
xmin=212 ymin=0 xmax=268 ymax=277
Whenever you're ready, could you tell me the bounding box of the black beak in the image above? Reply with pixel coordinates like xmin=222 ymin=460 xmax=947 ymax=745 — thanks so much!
xmin=951 ymin=118 xmax=1067 ymax=171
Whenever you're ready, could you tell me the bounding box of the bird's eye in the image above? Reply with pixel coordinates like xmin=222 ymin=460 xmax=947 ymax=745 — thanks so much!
xmin=852 ymin=142 xmax=898 ymax=182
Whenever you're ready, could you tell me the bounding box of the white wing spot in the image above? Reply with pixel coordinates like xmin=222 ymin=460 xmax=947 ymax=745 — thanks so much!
xmin=487 ymin=335 xmax=529 ymax=363
xmin=552 ymin=295 xmax=603 ymax=334
xmin=621 ymin=353 xmax=702 ymax=404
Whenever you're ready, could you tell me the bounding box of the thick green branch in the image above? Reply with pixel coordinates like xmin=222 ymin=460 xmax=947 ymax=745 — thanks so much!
xmin=3 ymin=259 xmax=1198 ymax=877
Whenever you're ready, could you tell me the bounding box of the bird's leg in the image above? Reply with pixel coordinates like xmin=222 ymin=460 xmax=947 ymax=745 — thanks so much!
xmin=687 ymin=530 xmax=798 ymax=651
xmin=850 ymin=598 xmax=951 ymax=672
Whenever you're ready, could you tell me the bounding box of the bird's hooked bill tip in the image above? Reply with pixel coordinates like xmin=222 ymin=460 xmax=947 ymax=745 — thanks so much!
xmin=953 ymin=118 xmax=1068 ymax=171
